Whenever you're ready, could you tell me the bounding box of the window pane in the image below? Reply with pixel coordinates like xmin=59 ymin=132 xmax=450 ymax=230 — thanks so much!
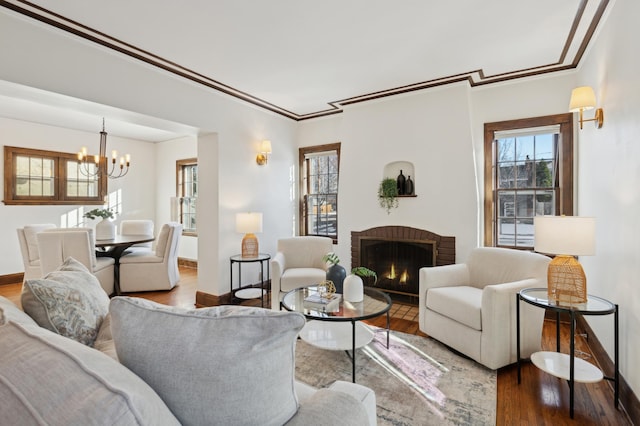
xmin=498 ymin=138 xmax=515 ymax=161
xmin=497 ymin=164 xmax=515 ymax=189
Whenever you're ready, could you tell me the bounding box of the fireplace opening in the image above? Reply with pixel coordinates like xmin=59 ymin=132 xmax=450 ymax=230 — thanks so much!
xmin=359 ymin=238 xmax=435 ymax=297
xmin=351 ymin=226 xmax=455 ymax=303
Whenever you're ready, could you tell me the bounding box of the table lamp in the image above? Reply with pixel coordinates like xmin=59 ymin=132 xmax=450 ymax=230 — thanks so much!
xmin=534 ymin=216 xmax=595 ymax=304
xmin=236 ymin=212 xmax=263 ymax=258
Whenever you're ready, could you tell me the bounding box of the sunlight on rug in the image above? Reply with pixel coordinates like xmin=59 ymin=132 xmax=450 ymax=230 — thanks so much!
xmin=295 ymin=328 xmax=496 ymax=426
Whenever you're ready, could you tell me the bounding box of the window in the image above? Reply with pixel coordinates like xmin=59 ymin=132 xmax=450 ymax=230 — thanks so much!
xmin=484 ymin=114 xmax=574 ymax=248
xmin=299 ymin=143 xmax=340 ymax=243
xmin=3 ymin=146 xmax=106 ymax=205
xmin=176 ymin=158 xmax=197 ymax=235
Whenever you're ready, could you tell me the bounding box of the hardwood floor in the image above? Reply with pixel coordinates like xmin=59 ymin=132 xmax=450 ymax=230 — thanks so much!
xmin=1 ymin=266 xmax=631 ymax=425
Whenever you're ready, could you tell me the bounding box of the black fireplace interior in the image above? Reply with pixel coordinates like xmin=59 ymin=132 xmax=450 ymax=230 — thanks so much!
xmin=359 ymin=238 xmax=436 ymax=297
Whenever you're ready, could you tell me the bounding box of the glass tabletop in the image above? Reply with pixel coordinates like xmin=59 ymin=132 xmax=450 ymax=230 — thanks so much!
xmin=519 ymin=288 xmax=616 ymax=314
xmin=230 ymin=253 xmax=271 ymax=262
xmin=282 ymin=286 xmax=392 ymax=322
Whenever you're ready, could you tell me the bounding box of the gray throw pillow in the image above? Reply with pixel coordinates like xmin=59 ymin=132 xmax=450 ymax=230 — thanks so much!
xmin=109 ymin=297 xmax=306 ymax=426
xmin=22 ymin=257 xmax=110 ymax=346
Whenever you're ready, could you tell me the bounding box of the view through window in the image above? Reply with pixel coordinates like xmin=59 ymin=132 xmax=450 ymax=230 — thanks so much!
xmin=176 ymin=158 xmax=197 ymax=234
xmin=299 ymin=143 xmax=340 ymax=242
xmin=484 ymin=114 xmax=574 ymax=248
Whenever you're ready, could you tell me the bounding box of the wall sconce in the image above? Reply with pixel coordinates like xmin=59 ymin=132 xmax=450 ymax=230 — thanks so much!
xmin=569 ymin=86 xmax=604 ymax=129
xmin=256 ymin=140 xmax=272 ymax=165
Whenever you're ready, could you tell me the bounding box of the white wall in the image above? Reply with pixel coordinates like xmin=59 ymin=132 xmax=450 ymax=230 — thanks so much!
xmin=0 ymin=117 xmax=156 ymax=275
xmin=571 ymin=0 xmax=640 ymax=397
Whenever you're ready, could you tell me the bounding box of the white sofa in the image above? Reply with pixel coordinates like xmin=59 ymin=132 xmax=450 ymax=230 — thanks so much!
xmin=0 ymin=258 xmax=376 ymax=425
xmin=419 ymin=247 xmax=550 ymax=370
xmin=271 ymin=236 xmax=333 ymax=310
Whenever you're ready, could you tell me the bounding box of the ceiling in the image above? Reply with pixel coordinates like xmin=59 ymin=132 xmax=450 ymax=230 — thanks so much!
xmin=0 ymin=0 xmax=611 ymax=138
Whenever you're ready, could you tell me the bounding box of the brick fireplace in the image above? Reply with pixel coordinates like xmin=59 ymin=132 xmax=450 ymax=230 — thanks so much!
xmin=351 ymin=226 xmax=455 ymax=298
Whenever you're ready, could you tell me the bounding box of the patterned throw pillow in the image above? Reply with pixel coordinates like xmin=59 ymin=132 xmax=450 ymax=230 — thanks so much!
xmin=21 ymin=257 xmax=110 ymax=346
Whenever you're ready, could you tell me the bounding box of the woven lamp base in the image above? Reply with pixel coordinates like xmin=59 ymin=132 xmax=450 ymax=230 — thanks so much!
xmin=547 ymin=255 xmax=587 ymax=304
xmin=241 ymin=233 xmax=259 ymax=258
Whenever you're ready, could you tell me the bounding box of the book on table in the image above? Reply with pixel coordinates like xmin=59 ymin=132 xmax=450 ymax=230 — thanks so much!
xmin=303 ymin=292 xmax=341 ymax=311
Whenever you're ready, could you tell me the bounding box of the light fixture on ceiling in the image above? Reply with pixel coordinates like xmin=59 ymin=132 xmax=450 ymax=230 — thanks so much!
xmin=569 ymin=86 xmax=604 ymax=130
xmin=236 ymin=212 xmax=263 ymax=258
xmin=534 ymin=215 xmax=596 ymax=305
xmin=77 ymin=118 xmax=131 ymax=179
xmin=256 ymin=140 xmax=272 ymax=165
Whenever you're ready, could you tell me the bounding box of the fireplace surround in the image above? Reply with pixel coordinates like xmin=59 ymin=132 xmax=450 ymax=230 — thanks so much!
xmin=351 ymin=226 xmax=455 ymax=297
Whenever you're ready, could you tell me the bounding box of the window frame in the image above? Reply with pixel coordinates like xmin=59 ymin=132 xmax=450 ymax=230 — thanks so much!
xmin=3 ymin=146 xmax=107 ymax=205
xmin=483 ymin=113 xmax=574 ymax=248
xmin=299 ymin=143 xmax=341 ymax=244
xmin=176 ymin=158 xmax=198 ymax=236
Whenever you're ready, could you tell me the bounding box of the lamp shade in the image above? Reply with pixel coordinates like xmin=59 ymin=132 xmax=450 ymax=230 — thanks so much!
xmin=235 ymin=212 xmax=263 ymax=234
xmin=534 ymin=216 xmax=595 ymax=256
xmin=569 ymin=86 xmax=596 ymax=112
xmin=261 ymin=140 xmax=272 ymax=154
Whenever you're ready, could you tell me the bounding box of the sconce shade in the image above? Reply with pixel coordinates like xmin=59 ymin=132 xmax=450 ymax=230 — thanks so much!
xmin=569 ymin=86 xmax=597 ymax=112
xmin=236 ymin=212 xmax=263 ymax=257
xmin=256 ymin=140 xmax=272 ymax=165
xmin=534 ymin=216 xmax=595 ymax=305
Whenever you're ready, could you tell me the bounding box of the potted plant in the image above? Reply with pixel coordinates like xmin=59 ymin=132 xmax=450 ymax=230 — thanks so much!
xmin=322 ymin=252 xmax=346 ymax=293
xmin=343 ymin=266 xmax=377 ymax=302
xmin=378 ymin=178 xmax=398 ymax=214
xmin=84 ymin=208 xmax=116 ymax=240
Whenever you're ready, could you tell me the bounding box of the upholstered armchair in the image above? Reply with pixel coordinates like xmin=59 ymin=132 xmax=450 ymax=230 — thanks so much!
xmin=418 ymin=247 xmax=550 ymax=370
xmin=270 ymin=236 xmax=333 ymax=310
xmin=17 ymin=223 xmax=57 ymax=281
xmin=36 ymin=228 xmax=115 ymax=295
xmin=118 ymin=222 xmax=182 ymax=292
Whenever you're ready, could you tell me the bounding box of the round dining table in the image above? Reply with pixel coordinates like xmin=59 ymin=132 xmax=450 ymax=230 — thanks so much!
xmin=95 ymin=235 xmax=154 ymax=295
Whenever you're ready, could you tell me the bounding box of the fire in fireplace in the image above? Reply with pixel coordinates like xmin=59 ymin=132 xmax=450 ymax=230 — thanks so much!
xmin=359 ymin=238 xmax=435 ymax=296
xmin=351 ymin=226 xmax=455 ymax=298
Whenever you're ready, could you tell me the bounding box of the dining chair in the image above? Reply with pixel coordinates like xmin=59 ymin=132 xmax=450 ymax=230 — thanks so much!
xmin=17 ymin=223 xmax=57 ymax=281
xmin=120 ymin=219 xmax=154 ymax=250
xmin=119 ymin=222 xmax=182 ymax=292
xmin=36 ymin=228 xmax=115 ymax=295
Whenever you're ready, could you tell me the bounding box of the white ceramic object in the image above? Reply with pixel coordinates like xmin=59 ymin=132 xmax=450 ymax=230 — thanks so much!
xmin=343 ymin=274 xmax=364 ymax=302
xmin=95 ymin=219 xmax=116 ymax=240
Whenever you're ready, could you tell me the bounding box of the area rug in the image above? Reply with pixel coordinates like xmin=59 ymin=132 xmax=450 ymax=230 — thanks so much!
xmin=295 ymin=328 xmax=496 ymax=426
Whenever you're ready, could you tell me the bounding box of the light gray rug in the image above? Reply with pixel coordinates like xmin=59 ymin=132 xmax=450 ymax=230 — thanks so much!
xmin=295 ymin=328 xmax=496 ymax=426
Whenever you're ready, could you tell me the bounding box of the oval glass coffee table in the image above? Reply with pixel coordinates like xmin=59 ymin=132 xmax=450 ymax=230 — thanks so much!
xmin=282 ymin=286 xmax=392 ymax=383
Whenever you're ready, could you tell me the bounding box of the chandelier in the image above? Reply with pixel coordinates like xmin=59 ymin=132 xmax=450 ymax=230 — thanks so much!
xmin=77 ymin=118 xmax=130 ymax=179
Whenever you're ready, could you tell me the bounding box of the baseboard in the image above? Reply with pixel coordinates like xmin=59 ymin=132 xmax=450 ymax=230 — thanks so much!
xmin=576 ymin=315 xmax=638 ymax=423
xmin=195 ymin=290 xmax=232 ymax=307
xmin=178 ymin=258 xmax=197 ymax=268
xmin=0 ymin=273 xmax=23 ymax=286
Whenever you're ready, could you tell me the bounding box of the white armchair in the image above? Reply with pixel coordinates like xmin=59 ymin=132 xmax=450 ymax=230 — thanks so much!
xmin=270 ymin=236 xmax=333 ymax=310
xmin=418 ymin=247 xmax=550 ymax=370
xmin=36 ymin=228 xmax=115 ymax=295
xmin=17 ymin=224 xmax=57 ymax=281
xmin=118 ymin=222 xmax=182 ymax=292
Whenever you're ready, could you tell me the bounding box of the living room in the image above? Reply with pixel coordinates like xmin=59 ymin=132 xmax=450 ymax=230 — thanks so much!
xmin=0 ymin=0 xmax=638 ymax=423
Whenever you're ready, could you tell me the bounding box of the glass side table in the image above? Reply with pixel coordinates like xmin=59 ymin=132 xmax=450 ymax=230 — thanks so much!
xmin=516 ymin=288 xmax=619 ymax=419
xmin=229 ymin=253 xmax=270 ymax=307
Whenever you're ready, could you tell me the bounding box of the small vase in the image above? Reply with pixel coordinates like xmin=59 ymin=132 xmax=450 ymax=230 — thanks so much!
xmin=326 ymin=264 xmax=347 ymax=293
xmin=397 ymin=170 xmax=406 ymax=195
xmin=95 ymin=218 xmax=116 ymax=240
xmin=343 ymin=274 xmax=364 ymax=302
xmin=405 ymin=175 xmax=414 ymax=195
